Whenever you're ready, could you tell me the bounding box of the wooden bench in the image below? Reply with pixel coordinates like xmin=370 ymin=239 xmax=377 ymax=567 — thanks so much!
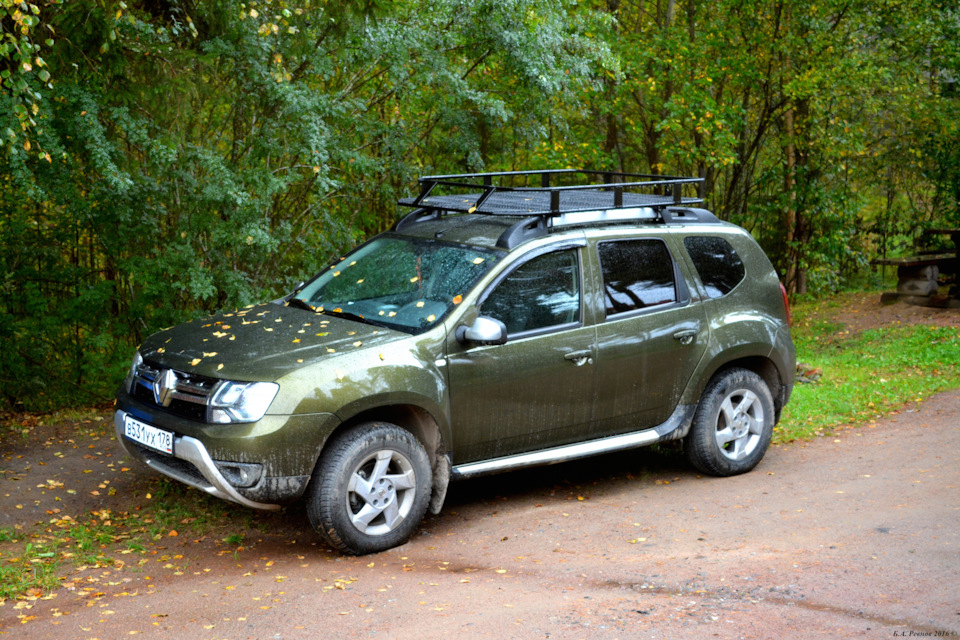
xmin=873 ymin=252 xmax=958 ymax=307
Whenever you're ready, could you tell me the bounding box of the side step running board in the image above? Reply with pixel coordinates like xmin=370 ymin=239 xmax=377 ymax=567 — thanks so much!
xmin=451 ymin=405 xmax=696 ymax=479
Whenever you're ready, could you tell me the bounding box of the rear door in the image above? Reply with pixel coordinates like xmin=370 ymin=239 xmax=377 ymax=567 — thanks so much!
xmin=588 ymin=232 xmax=709 ymax=435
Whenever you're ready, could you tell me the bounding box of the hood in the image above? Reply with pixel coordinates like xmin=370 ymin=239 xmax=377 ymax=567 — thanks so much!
xmin=139 ymin=302 xmax=409 ymax=381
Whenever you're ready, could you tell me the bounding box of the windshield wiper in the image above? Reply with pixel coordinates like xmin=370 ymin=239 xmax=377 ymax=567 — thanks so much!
xmin=286 ymin=297 xmax=318 ymax=312
xmin=289 ymin=300 xmax=390 ymax=329
xmin=320 ymin=307 xmax=372 ymax=325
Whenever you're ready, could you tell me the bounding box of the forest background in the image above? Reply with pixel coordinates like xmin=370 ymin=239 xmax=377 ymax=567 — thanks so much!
xmin=1 ymin=0 xmax=958 ymax=412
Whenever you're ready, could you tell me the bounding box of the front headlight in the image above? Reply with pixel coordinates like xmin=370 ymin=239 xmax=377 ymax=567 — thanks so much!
xmin=124 ymin=350 xmax=143 ymax=393
xmin=208 ymin=381 xmax=279 ymax=424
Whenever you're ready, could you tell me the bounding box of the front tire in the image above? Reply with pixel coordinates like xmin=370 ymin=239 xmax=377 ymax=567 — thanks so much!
xmin=685 ymin=368 xmax=775 ymax=477
xmin=307 ymin=422 xmax=432 ymax=555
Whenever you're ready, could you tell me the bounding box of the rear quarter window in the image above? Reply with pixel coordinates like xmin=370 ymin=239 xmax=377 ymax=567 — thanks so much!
xmin=683 ymin=236 xmax=746 ymax=298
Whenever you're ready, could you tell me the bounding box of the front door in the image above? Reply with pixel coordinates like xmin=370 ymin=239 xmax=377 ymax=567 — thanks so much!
xmin=447 ymin=245 xmax=597 ymax=463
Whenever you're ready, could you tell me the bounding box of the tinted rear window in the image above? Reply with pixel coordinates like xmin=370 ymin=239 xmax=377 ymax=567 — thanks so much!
xmin=684 ymin=236 xmax=745 ymax=298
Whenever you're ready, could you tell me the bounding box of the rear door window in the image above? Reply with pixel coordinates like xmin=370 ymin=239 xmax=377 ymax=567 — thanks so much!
xmin=598 ymin=239 xmax=678 ymax=316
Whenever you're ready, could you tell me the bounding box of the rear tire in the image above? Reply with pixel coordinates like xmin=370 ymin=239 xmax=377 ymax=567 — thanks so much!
xmin=307 ymin=422 xmax=432 ymax=555
xmin=685 ymin=368 xmax=775 ymax=477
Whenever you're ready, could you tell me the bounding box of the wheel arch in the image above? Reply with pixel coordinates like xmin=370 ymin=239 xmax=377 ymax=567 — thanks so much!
xmin=338 ymin=404 xmax=445 ymax=458
xmin=319 ymin=403 xmax=451 ymax=515
xmin=694 ymin=354 xmax=789 ymax=423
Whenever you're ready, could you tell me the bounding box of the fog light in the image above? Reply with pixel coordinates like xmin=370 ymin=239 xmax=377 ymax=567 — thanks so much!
xmin=214 ymin=461 xmax=264 ymax=488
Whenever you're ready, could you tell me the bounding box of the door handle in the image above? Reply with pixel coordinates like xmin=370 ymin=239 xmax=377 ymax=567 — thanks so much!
xmin=563 ymin=350 xmax=593 ymax=366
xmin=673 ymin=329 xmax=697 ymax=345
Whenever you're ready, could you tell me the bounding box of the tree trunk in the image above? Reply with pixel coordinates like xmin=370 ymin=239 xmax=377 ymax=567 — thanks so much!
xmin=784 ymin=105 xmax=798 ymax=292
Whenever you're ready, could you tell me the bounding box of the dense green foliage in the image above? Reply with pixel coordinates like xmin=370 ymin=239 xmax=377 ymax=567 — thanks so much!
xmin=1 ymin=0 xmax=957 ymax=410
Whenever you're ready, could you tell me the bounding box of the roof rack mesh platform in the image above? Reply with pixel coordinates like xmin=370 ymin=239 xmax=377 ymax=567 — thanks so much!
xmin=397 ymin=169 xmax=704 ymax=217
xmin=395 ymin=170 xmax=712 ymax=249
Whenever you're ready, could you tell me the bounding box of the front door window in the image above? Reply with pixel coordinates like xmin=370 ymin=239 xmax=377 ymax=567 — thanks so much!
xmin=480 ymin=249 xmax=580 ymax=336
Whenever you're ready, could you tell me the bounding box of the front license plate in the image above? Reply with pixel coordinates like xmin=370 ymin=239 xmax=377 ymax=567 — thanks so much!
xmin=124 ymin=416 xmax=174 ymax=455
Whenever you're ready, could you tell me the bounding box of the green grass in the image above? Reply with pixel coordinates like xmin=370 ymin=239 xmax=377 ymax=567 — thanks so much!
xmin=0 ymin=538 xmax=74 ymax=599
xmin=776 ymin=318 xmax=960 ymax=442
xmin=223 ymin=533 xmax=245 ymax=546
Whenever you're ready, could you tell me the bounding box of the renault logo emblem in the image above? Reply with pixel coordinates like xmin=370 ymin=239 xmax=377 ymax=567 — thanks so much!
xmin=153 ymin=369 xmax=178 ymax=407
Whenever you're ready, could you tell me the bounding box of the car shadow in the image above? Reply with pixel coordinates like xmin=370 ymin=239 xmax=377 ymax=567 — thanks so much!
xmin=442 ymin=443 xmax=691 ymax=508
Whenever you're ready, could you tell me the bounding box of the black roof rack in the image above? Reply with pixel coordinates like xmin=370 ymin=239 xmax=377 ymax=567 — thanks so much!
xmin=398 ymin=169 xmax=703 ymax=216
xmin=395 ymin=169 xmax=710 ymax=249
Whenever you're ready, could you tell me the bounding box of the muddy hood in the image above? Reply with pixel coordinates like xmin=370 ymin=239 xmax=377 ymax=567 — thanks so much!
xmin=138 ymin=302 xmax=409 ymax=382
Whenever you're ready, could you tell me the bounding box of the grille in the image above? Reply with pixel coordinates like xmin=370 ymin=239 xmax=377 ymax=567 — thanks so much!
xmin=131 ymin=360 xmax=219 ymax=422
xmin=131 ymin=442 xmax=208 ymax=487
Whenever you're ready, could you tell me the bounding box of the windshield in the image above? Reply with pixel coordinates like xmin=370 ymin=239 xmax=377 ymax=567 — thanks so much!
xmin=293 ymin=234 xmax=502 ymax=333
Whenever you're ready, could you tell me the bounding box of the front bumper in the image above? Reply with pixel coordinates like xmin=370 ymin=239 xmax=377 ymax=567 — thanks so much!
xmin=114 ymin=380 xmax=343 ymax=508
xmin=115 ymin=409 xmax=287 ymax=510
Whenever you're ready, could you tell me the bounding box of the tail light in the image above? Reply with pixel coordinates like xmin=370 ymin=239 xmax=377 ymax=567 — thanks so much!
xmin=779 ymin=282 xmax=791 ymax=327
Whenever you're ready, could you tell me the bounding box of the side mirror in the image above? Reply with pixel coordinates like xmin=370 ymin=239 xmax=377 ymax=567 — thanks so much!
xmin=456 ymin=316 xmax=507 ymax=346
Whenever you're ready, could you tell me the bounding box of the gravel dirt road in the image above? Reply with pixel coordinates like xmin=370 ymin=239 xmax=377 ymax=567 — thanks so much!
xmin=2 ymin=387 xmax=958 ymax=639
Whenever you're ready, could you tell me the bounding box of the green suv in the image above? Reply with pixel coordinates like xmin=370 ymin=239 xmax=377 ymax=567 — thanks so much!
xmin=115 ymin=170 xmax=795 ymax=555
